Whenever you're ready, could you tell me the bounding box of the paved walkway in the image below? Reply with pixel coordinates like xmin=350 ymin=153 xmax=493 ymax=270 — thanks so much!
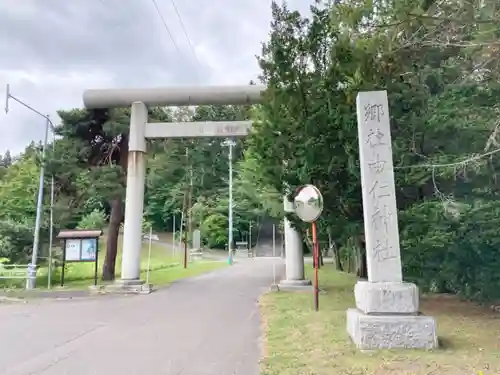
xmin=254 ymin=240 xmax=283 ymax=258
xmin=0 ymin=258 xmax=284 ymax=375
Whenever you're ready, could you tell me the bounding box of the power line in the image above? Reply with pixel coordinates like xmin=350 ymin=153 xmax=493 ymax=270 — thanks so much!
xmin=151 ymin=0 xmax=182 ymax=55
xmin=169 ymin=0 xmax=202 ymax=69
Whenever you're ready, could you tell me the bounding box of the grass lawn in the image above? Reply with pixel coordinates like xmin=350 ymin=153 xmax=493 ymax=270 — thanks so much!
xmin=1 ymin=234 xmax=227 ymax=291
xmin=260 ymin=264 xmax=500 ymax=375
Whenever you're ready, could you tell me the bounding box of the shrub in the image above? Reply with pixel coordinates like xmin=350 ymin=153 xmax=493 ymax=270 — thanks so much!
xmin=0 ymin=219 xmax=35 ymax=263
xmin=77 ymin=209 xmax=107 ymax=230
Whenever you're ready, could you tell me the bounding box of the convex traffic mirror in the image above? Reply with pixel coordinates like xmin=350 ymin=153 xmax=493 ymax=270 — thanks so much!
xmin=293 ymin=184 xmax=323 ymax=223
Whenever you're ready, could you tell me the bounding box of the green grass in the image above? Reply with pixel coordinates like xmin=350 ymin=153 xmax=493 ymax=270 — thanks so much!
xmin=1 ymin=234 xmax=227 ymax=291
xmin=259 ymin=264 xmax=500 ymax=375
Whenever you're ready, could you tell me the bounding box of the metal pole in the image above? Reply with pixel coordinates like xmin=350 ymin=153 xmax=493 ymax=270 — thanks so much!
xmin=172 ymin=214 xmax=176 ymax=258
xmin=177 ymin=213 xmax=182 ymax=256
xmin=182 ymin=148 xmax=189 ymax=269
xmin=249 ymin=221 xmax=252 ymax=255
xmin=312 ymin=221 xmax=319 ymax=311
xmin=47 ymin=134 xmax=55 ymax=289
xmin=146 ymin=226 xmax=153 ymax=284
xmin=183 ymin=210 xmax=188 ymax=269
xmin=227 ymin=140 xmax=234 ymax=265
xmin=188 ymin=166 xmax=193 ymax=249
xmin=272 ymin=224 xmax=276 ymax=285
xmin=26 ymin=117 xmax=50 ymax=289
xmin=5 ymin=84 xmax=10 ymax=113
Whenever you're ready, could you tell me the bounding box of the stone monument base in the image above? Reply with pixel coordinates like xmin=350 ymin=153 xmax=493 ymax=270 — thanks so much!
xmin=346 ymin=308 xmax=438 ymax=350
xmin=189 ymin=248 xmax=203 ymax=261
xmin=278 ymin=279 xmax=313 ymax=292
xmin=354 ymin=281 xmax=419 ymax=314
xmin=89 ymin=279 xmax=153 ymax=295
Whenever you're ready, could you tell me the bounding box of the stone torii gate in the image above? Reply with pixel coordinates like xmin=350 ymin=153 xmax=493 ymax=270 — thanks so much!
xmin=82 ymin=85 xmax=310 ymax=292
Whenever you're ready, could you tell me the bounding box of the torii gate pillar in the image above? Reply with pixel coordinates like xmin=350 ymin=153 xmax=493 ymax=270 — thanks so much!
xmin=121 ymin=101 xmax=148 ymax=282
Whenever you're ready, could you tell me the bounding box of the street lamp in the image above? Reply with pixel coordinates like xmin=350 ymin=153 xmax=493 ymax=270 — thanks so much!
xmin=5 ymin=84 xmax=56 ymax=289
xmin=221 ymin=138 xmax=236 ymax=265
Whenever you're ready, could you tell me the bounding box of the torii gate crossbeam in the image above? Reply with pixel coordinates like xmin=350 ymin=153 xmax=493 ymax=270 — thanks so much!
xmin=83 ymin=85 xmax=264 ymax=108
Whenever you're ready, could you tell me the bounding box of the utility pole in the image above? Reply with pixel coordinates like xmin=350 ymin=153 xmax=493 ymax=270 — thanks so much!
xmin=172 ymin=213 xmax=176 ymax=256
xmin=188 ymin=163 xmax=193 ymax=249
xmin=249 ymin=221 xmax=252 ymax=250
xmin=221 ymin=139 xmax=236 ymax=265
xmin=47 ymin=134 xmax=55 ymax=289
xmin=5 ymin=84 xmax=56 ymax=289
xmin=182 ymin=188 xmax=188 ymax=269
xmin=272 ymin=224 xmax=276 ymax=284
xmin=181 ymin=147 xmax=192 ymax=268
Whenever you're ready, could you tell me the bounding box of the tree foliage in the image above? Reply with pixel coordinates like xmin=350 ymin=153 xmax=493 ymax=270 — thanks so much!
xmin=77 ymin=209 xmax=107 ymax=230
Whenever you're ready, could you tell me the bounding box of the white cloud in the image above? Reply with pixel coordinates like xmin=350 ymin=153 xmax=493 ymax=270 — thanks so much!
xmin=1 ymin=68 xmax=115 ymax=154
xmin=0 ymin=0 xmax=309 ymax=155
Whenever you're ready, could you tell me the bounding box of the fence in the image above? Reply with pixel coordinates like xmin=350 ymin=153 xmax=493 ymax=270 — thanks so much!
xmin=0 ymin=264 xmax=35 ymax=288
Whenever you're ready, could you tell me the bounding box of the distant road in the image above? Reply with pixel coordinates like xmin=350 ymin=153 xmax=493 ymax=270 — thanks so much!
xmin=254 ymin=239 xmax=283 ymax=258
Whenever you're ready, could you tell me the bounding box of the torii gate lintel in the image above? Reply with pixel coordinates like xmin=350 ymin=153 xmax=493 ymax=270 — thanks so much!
xmin=83 ymin=85 xmax=265 ymax=109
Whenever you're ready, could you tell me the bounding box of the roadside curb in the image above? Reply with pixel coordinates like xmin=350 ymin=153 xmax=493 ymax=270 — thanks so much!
xmin=0 ymin=296 xmax=27 ymax=303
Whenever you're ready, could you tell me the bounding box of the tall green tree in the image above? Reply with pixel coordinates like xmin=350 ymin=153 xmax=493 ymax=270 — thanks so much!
xmin=0 ymin=145 xmax=49 ymax=263
xmin=0 ymin=152 xmax=40 ymax=222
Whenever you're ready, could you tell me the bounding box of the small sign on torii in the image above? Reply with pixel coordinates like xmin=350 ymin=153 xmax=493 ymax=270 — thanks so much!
xmin=145 ymin=121 xmax=252 ymax=138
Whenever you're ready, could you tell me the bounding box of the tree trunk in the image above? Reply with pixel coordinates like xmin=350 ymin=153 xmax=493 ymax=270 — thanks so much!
xmin=347 ymin=246 xmax=351 ymax=273
xmin=328 ymin=231 xmax=343 ymax=271
xmin=102 ymin=198 xmax=122 ymax=281
xmin=359 ymin=249 xmax=367 ymax=279
xmin=356 ymin=234 xmax=368 ymax=279
xmin=334 ymin=248 xmax=343 ymax=271
xmin=332 ymin=243 xmax=343 ymax=271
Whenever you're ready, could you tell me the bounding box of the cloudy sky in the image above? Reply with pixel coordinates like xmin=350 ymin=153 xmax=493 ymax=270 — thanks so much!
xmin=0 ymin=0 xmax=309 ymax=155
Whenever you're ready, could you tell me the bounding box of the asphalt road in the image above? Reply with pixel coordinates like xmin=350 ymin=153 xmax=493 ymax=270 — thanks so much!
xmin=0 ymin=257 xmax=284 ymax=375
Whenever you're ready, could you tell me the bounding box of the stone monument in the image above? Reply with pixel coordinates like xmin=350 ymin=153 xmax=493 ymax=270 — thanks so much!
xmin=190 ymin=229 xmax=203 ymax=260
xmin=192 ymin=229 xmax=201 ymax=250
xmin=346 ymin=90 xmax=438 ymax=349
